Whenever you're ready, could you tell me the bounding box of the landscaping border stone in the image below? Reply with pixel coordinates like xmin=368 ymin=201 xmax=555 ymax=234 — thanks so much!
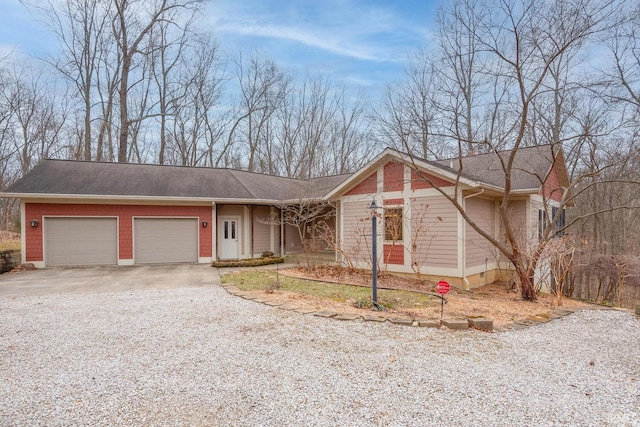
xmin=215 ymin=278 xmax=622 ymax=333
xmin=442 ymin=319 xmax=469 ymax=330
xmin=467 ymin=317 xmax=494 ymax=332
xmin=417 ymin=319 xmax=440 ymax=328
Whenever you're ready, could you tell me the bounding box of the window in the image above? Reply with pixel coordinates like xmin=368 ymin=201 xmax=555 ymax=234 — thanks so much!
xmin=538 ymin=209 xmax=546 ymax=240
xmin=538 ymin=207 xmax=566 ymax=239
xmin=384 ymin=207 xmax=403 ymax=241
xmin=551 ymin=206 xmax=565 ymax=237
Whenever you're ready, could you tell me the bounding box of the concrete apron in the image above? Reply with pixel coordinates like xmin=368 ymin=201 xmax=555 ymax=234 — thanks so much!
xmin=0 ymin=264 xmax=220 ymax=298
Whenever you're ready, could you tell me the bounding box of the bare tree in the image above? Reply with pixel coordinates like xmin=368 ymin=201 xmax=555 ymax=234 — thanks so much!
xmin=437 ymin=0 xmax=489 ymax=154
xmin=229 ymin=51 xmax=288 ymax=172
xmin=147 ymin=6 xmax=202 ymax=165
xmin=165 ymin=36 xmax=227 ymax=167
xmin=22 ymin=0 xmax=110 ymax=161
xmin=2 ymin=65 xmax=68 ymax=175
xmin=374 ymin=51 xmax=446 ymax=160
xmin=324 ymin=88 xmax=373 ymax=175
xmin=391 ymin=0 xmax=624 ymax=300
xmin=111 ymin=0 xmax=204 ymax=163
xmin=259 ymin=199 xmax=336 ymax=268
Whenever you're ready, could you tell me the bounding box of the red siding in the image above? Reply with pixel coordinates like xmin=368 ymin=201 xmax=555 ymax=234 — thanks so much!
xmin=411 ymin=170 xmax=453 ymax=190
xmin=383 ymin=244 xmax=404 ymax=265
xmin=345 ymin=172 xmax=377 ymax=195
xmin=383 ymin=161 xmax=404 ymax=192
xmin=24 ymin=203 xmax=212 ymax=262
xmin=542 ymin=165 xmax=563 ymax=202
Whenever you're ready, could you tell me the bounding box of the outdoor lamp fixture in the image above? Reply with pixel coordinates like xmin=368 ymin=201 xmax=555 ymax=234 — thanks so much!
xmin=30 ymin=219 xmax=39 ymax=227
xmin=369 ymin=199 xmax=381 ymax=309
xmin=202 ymin=220 xmax=208 ymax=228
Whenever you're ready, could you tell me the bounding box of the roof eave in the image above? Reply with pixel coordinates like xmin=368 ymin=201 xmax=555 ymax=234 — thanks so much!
xmin=1 ymin=192 xmax=331 ymax=206
xmin=0 ymin=192 xmax=215 ymax=204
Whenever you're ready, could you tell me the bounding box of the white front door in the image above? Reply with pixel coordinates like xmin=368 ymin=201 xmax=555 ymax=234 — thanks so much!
xmin=219 ymin=216 xmax=240 ymax=259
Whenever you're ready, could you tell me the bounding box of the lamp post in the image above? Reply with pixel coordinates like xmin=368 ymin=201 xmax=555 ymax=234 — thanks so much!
xmin=369 ymin=199 xmax=379 ymax=307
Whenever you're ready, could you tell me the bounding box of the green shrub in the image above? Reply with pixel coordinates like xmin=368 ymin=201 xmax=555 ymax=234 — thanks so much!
xmin=211 ymin=257 xmax=285 ymax=268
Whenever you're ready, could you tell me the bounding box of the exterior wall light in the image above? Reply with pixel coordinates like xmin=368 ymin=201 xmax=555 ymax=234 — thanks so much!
xmin=30 ymin=219 xmax=39 ymax=227
xmin=202 ymin=220 xmax=208 ymax=228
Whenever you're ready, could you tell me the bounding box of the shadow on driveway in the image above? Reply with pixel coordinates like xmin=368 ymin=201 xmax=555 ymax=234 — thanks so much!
xmin=0 ymin=264 xmax=220 ymax=298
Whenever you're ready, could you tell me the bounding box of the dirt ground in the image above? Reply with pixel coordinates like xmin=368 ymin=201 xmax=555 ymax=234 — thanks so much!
xmin=266 ymin=265 xmax=594 ymax=326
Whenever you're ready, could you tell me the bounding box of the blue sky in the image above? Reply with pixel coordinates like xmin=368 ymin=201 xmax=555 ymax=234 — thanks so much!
xmin=0 ymin=0 xmax=443 ymax=101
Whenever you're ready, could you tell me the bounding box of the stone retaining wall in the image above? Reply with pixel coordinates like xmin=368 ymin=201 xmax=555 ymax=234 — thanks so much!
xmin=0 ymin=250 xmax=20 ymax=273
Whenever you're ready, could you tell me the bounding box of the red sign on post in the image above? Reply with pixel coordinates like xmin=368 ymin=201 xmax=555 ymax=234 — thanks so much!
xmin=436 ymin=280 xmax=450 ymax=295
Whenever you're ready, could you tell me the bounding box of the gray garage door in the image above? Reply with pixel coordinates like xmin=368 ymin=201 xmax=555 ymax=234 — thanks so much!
xmin=134 ymin=218 xmax=198 ymax=264
xmin=45 ymin=217 xmax=118 ymax=266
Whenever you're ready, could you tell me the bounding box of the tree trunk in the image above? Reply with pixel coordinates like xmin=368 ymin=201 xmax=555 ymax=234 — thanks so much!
xmin=513 ymin=259 xmax=537 ymax=301
xmin=118 ymin=56 xmax=130 ymax=163
xmin=84 ymin=80 xmax=92 ymax=160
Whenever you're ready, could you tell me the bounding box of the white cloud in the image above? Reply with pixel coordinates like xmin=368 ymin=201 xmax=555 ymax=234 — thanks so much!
xmin=207 ymin=0 xmax=430 ymax=63
xmin=214 ymin=20 xmax=391 ymax=62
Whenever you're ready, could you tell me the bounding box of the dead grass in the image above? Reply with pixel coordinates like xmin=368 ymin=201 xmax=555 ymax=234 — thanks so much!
xmin=0 ymin=230 xmax=20 ymax=251
xmin=222 ymin=265 xmax=594 ymax=327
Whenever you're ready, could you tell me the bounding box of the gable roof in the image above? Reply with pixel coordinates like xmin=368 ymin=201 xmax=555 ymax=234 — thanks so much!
xmin=3 ymin=159 xmax=351 ymax=202
xmin=326 ymin=144 xmax=568 ymax=199
xmin=2 ymin=145 xmax=569 ymax=203
xmin=435 ymin=145 xmax=566 ymax=192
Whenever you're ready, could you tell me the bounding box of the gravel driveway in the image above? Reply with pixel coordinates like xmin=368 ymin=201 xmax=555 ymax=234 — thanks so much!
xmin=1 ymin=279 xmax=638 ymax=426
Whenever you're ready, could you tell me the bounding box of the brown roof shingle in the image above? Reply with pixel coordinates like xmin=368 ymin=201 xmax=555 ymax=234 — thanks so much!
xmin=4 ymin=160 xmax=351 ymax=201
xmin=434 ymin=145 xmax=559 ymax=190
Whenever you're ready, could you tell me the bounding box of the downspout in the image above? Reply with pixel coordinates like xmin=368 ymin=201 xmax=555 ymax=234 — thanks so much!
xmin=335 ymin=201 xmax=340 ymax=263
xmin=462 ymin=189 xmax=485 ymax=289
xmin=250 ymin=205 xmax=254 ymax=258
xmin=280 ymin=207 xmax=284 ymax=257
xmin=212 ymin=202 xmax=217 ymax=261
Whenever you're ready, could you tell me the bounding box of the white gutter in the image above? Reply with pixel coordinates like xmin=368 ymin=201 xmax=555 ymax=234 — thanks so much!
xmin=461 ymin=189 xmax=485 ymax=289
xmin=0 ymin=192 xmax=299 ymax=206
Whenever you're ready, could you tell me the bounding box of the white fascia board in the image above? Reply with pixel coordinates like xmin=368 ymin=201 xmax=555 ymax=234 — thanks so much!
xmin=0 ymin=193 xmax=217 ymax=203
xmin=407 ymin=157 xmax=498 ymax=191
xmin=209 ymin=198 xmax=282 ymax=205
xmin=510 ymin=189 xmax=538 ymax=196
xmin=279 ymin=197 xmax=327 ymax=204
xmin=0 ymin=193 xmax=292 ymax=206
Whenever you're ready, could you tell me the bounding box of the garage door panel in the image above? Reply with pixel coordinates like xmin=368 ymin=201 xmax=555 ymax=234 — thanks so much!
xmin=46 ymin=218 xmax=117 ymax=266
xmin=134 ymin=218 xmax=198 ymax=264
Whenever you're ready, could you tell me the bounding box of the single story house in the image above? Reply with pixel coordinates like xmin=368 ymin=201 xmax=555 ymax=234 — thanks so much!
xmin=329 ymin=145 xmax=569 ymax=287
xmin=1 ymin=160 xmax=348 ymax=267
xmin=2 ymin=145 xmax=569 ymax=287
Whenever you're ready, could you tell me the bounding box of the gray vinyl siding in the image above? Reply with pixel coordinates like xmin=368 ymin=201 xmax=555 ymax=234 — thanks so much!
xmin=285 ymin=224 xmax=302 ymax=251
xmin=500 ymin=200 xmax=527 ymax=246
xmin=341 ymin=200 xmax=373 ymax=266
xmin=252 ymin=206 xmax=271 ymax=254
xmin=411 ymin=196 xmax=458 ymax=269
xmin=465 ymin=198 xmax=496 ymax=268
